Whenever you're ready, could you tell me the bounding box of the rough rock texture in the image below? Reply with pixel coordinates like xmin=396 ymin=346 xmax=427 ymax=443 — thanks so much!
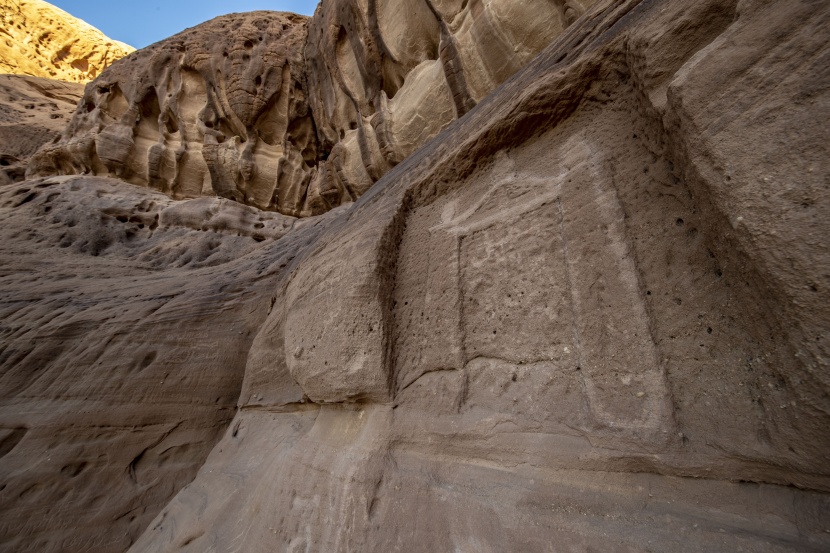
xmin=27 ymin=1 xmax=599 ymax=217
xmin=0 ymin=0 xmax=133 ymax=83
xmin=0 ymin=174 xmax=344 ymax=551
xmin=1 ymin=0 xmax=830 ymax=552
xmin=299 ymin=0 xmax=601 ymax=215
xmin=27 ymin=12 xmax=317 ymax=215
xmin=0 ymin=74 xmax=83 ymax=183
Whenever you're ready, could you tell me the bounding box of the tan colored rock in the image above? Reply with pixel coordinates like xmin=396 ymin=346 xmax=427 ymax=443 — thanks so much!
xmin=27 ymin=0 xmax=598 ymax=217
xmin=131 ymin=0 xmax=830 ymax=549
xmin=0 ymin=174 xmax=330 ymax=551
xmin=301 ymin=0 xmax=599 ymax=213
xmin=27 ymin=12 xmax=318 ymax=216
xmin=1 ymin=0 xmax=829 ymax=552
xmin=0 ymin=74 xmax=83 ymax=183
xmin=0 ymin=0 xmax=133 ymax=83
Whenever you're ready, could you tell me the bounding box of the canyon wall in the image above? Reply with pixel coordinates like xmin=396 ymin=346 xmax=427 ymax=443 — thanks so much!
xmin=0 ymin=74 xmax=83 ymax=183
xmin=0 ymin=0 xmax=133 ymax=83
xmin=0 ymin=0 xmax=828 ymax=552
xmin=27 ymin=0 xmax=599 ymax=217
xmin=27 ymin=12 xmax=315 ymax=213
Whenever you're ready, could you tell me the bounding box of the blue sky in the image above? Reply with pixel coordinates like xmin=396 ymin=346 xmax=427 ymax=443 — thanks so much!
xmin=49 ymin=1 xmax=320 ymax=49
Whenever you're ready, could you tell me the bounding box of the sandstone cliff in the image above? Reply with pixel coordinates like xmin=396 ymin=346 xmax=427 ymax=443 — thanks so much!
xmin=1 ymin=0 xmax=829 ymax=552
xmin=0 ymin=74 xmax=83 ymax=183
xmin=27 ymin=1 xmax=599 ymax=217
xmin=0 ymin=0 xmax=134 ymax=83
xmin=27 ymin=11 xmax=317 ymax=216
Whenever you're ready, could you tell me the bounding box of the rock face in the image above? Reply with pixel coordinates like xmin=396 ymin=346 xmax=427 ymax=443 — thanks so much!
xmin=2 ymin=0 xmax=830 ymax=552
xmin=27 ymin=1 xmax=599 ymax=217
xmin=0 ymin=0 xmax=134 ymax=83
xmin=0 ymin=74 xmax=83 ymax=183
xmin=300 ymin=0 xmax=600 ymax=215
xmin=27 ymin=12 xmax=315 ymax=213
xmin=0 ymin=174 xmax=338 ymax=551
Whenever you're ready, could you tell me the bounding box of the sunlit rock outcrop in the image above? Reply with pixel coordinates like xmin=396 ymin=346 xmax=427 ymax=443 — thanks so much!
xmin=0 ymin=0 xmax=133 ymax=83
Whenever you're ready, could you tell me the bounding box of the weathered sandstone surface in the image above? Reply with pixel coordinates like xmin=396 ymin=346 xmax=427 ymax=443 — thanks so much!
xmin=0 ymin=74 xmax=83 ymax=183
xmin=0 ymin=0 xmax=133 ymax=83
xmin=1 ymin=0 xmax=829 ymax=552
xmin=27 ymin=1 xmax=599 ymax=216
xmin=27 ymin=11 xmax=316 ymax=215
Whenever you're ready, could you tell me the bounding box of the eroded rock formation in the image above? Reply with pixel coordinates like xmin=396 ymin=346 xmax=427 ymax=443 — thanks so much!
xmin=0 ymin=0 xmax=134 ymax=83
xmin=1 ymin=0 xmax=829 ymax=552
xmin=0 ymin=74 xmax=83 ymax=183
xmin=300 ymin=0 xmax=600 ymax=215
xmin=27 ymin=0 xmax=599 ymax=216
xmin=27 ymin=12 xmax=315 ymax=214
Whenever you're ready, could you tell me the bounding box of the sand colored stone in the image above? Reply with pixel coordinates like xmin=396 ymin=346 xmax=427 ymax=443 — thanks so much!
xmin=0 ymin=74 xmax=83 ymax=183
xmin=27 ymin=1 xmax=600 ymax=217
xmin=1 ymin=0 xmax=829 ymax=551
xmin=0 ymin=0 xmax=133 ymax=83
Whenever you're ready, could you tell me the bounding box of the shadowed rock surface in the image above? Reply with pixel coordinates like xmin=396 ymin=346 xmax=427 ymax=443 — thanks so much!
xmin=0 ymin=74 xmax=83 ymax=183
xmin=1 ymin=0 xmax=829 ymax=551
xmin=0 ymin=0 xmax=133 ymax=83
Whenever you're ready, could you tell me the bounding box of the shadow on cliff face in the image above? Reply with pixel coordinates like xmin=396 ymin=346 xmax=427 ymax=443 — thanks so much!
xmin=1 ymin=0 xmax=830 ymax=551
xmin=0 ymin=173 xmax=347 ymax=550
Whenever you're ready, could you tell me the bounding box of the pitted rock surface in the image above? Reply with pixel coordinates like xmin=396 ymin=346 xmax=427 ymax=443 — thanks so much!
xmin=1 ymin=0 xmax=829 ymax=552
xmin=0 ymin=0 xmax=133 ymax=83
xmin=27 ymin=0 xmax=600 ymax=217
xmin=0 ymin=74 xmax=83 ymax=183
xmin=27 ymin=12 xmax=316 ymax=215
